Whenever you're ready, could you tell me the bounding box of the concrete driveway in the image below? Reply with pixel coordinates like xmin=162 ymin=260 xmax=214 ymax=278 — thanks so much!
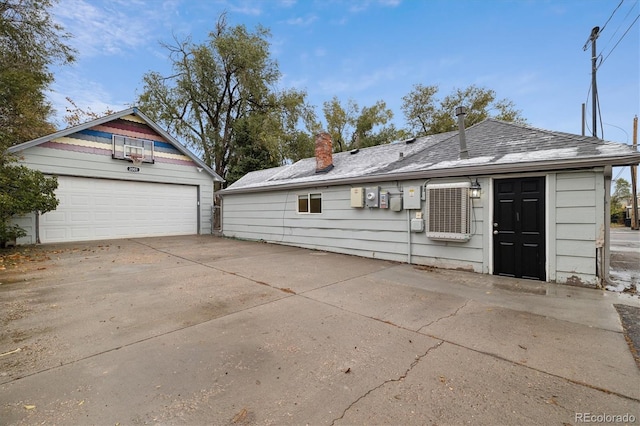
xmin=1 ymin=236 xmax=639 ymax=425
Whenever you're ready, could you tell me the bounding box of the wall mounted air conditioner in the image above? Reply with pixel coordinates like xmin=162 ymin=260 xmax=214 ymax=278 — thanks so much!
xmin=425 ymin=182 xmax=472 ymax=242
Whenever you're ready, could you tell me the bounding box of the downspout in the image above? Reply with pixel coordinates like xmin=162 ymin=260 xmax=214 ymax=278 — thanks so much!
xmin=407 ymin=209 xmax=412 ymax=264
xmin=602 ymin=166 xmax=612 ymax=287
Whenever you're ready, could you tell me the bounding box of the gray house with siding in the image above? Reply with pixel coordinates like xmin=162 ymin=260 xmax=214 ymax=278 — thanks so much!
xmin=8 ymin=107 xmax=223 ymax=244
xmin=219 ymin=118 xmax=640 ymax=287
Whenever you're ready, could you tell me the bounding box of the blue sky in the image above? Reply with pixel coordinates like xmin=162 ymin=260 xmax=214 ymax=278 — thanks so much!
xmin=49 ymin=0 xmax=639 ymax=182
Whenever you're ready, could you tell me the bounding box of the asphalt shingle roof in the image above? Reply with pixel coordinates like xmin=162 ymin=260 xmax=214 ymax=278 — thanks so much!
xmin=222 ymin=119 xmax=640 ymax=194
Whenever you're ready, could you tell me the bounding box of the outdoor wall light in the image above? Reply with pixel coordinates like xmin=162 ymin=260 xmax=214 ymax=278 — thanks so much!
xmin=469 ymin=179 xmax=482 ymax=199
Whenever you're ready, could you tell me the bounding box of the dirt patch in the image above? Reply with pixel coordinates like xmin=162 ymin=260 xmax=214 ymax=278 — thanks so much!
xmin=0 ymin=246 xmax=51 ymax=272
xmin=614 ymin=304 xmax=640 ymax=369
xmin=413 ymin=265 xmax=436 ymax=272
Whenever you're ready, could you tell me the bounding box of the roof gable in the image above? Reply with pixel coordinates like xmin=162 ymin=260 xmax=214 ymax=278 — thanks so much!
xmin=7 ymin=107 xmax=224 ymax=182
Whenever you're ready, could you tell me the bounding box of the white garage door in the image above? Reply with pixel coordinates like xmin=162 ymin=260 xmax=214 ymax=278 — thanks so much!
xmin=41 ymin=176 xmax=198 ymax=243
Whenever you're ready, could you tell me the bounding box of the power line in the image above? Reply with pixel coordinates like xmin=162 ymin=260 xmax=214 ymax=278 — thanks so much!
xmin=597 ymin=90 xmax=604 ymax=139
xmin=603 ymin=122 xmax=630 ymax=144
xmin=600 ymin=0 xmax=625 ymax=34
xmin=583 ymin=0 xmax=637 ymax=139
xmin=584 ymin=83 xmax=593 ymax=135
xmin=598 ymin=0 xmax=631 ymax=54
xmin=598 ymin=12 xmax=640 ymax=69
xmin=613 ymin=166 xmax=626 ymax=180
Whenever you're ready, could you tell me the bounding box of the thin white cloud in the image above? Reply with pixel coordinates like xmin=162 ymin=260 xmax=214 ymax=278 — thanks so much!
xmin=437 ymin=55 xmax=464 ymax=69
xmin=223 ymin=0 xmax=263 ymax=16
xmin=348 ymin=0 xmax=401 ymax=13
xmin=330 ymin=16 xmax=348 ymax=25
xmin=284 ymin=15 xmax=317 ymax=26
xmin=52 ymin=0 xmax=161 ymax=57
xmin=48 ymin=69 xmax=130 ymax=127
xmin=280 ymin=74 xmax=309 ymax=92
xmin=317 ymin=63 xmax=408 ymax=95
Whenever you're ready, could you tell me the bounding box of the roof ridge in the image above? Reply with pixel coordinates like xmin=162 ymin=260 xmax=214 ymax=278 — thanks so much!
xmin=481 ymin=118 xmax=616 ymax=146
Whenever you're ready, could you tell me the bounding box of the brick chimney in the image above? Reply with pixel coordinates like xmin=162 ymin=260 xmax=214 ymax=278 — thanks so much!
xmin=315 ymin=132 xmax=334 ymax=173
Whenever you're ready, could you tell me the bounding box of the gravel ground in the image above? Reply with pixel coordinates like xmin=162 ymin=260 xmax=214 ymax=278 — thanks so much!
xmin=615 ymin=304 xmax=640 ymax=369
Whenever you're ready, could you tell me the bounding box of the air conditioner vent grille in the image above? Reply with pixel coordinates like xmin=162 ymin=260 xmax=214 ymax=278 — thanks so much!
xmin=426 ymin=182 xmax=471 ymax=241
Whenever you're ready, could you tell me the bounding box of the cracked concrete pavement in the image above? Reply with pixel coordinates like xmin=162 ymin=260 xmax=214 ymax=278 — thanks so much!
xmin=1 ymin=235 xmax=639 ymax=425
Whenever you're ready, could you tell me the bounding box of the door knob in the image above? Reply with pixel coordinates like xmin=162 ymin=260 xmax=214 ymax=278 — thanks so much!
xmin=493 ymin=230 xmax=499 ymax=235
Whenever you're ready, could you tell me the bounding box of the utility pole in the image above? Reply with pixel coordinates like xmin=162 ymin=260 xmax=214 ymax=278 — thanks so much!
xmin=590 ymin=26 xmax=599 ymax=138
xmin=632 ymin=116 xmax=638 ymax=230
xmin=584 ymin=26 xmax=600 ymax=138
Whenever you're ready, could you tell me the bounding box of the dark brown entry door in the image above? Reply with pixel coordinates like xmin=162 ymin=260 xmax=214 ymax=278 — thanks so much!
xmin=493 ymin=177 xmax=546 ymax=280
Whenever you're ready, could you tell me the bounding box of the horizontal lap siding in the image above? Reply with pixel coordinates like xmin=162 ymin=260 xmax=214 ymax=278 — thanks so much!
xmin=14 ymin=137 xmax=215 ymax=239
xmin=554 ymin=172 xmax=599 ymax=285
xmin=222 ymin=179 xmax=484 ymax=271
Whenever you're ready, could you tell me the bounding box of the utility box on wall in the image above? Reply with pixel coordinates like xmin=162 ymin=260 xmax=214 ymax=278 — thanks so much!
xmin=351 ymin=187 xmax=364 ymax=208
xmin=403 ymin=186 xmax=422 ymax=209
xmin=411 ymin=218 xmax=425 ymax=232
xmin=390 ymin=196 xmax=402 ymax=211
xmin=379 ymin=191 xmax=389 ymax=209
xmin=365 ymin=186 xmax=380 ymax=208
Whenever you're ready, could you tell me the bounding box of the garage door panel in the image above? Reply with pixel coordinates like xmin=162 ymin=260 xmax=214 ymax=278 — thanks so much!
xmin=41 ymin=177 xmax=198 ymax=243
xmin=94 ymin=199 xmax=111 ymax=208
xmin=94 ymin=227 xmax=113 ymax=237
xmin=70 ymin=212 xmax=91 ymax=222
xmin=70 ymin=227 xmax=92 ymax=239
xmin=94 ymin=212 xmax=112 ymax=221
xmin=69 ymin=195 xmax=90 ymax=207
xmin=44 ymin=228 xmax=66 ymax=240
xmin=45 ymin=211 xmax=66 ymax=223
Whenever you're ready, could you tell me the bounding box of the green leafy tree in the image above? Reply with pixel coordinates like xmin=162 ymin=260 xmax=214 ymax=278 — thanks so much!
xmin=137 ymin=14 xmax=309 ymax=181
xmin=611 ymin=178 xmax=632 ymax=222
xmin=0 ymin=0 xmax=76 ymax=150
xmin=0 ymin=0 xmax=74 ymax=244
xmin=401 ymin=84 xmax=526 ymax=136
xmin=400 ymin=84 xmax=439 ymax=138
xmin=280 ymin=130 xmax=315 ymax=163
xmin=351 ymin=100 xmax=395 ymax=148
xmin=0 ymin=156 xmax=59 ymax=245
xmin=322 ymin=96 xmax=357 ymax=152
xmin=249 ymin=88 xmax=318 ymax=165
xmin=322 ymin=97 xmax=400 ymax=152
xmin=225 ymin=119 xmax=279 ymax=185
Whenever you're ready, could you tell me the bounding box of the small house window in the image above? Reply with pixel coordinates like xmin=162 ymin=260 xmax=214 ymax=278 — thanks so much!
xmin=298 ymin=193 xmax=322 ymax=214
xmin=426 ymin=182 xmax=471 ymax=241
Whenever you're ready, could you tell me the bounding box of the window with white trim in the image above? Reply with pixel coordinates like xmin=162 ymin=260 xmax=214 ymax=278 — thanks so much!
xmin=298 ymin=193 xmax=322 ymax=214
xmin=112 ymin=135 xmax=155 ymax=163
xmin=426 ymin=182 xmax=471 ymax=241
